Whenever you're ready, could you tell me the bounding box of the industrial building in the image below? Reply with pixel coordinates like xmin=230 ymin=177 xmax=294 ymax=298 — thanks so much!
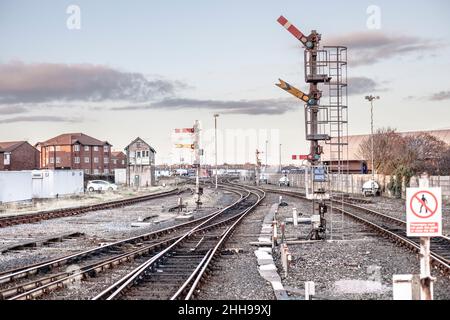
xmin=35 ymin=133 xmax=112 ymax=175
xmin=125 ymin=137 xmax=156 ymax=187
xmin=0 ymin=141 xmax=40 ymax=171
xmin=321 ymin=129 xmax=450 ymax=173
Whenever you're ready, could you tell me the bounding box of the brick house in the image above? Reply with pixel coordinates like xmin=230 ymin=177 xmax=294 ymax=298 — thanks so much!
xmin=125 ymin=137 xmax=156 ymax=187
xmin=35 ymin=133 xmax=112 ymax=175
xmin=111 ymin=151 xmax=127 ymax=174
xmin=0 ymin=141 xmax=40 ymax=171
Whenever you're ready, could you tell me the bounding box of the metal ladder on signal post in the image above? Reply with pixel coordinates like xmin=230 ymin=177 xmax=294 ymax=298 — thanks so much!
xmin=325 ymin=46 xmax=349 ymax=240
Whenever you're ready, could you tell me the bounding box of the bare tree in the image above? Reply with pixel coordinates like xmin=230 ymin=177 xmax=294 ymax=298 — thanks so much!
xmin=404 ymin=133 xmax=447 ymax=174
xmin=357 ymin=127 xmax=408 ymax=175
xmin=358 ymin=129 xmax=449 ymax=175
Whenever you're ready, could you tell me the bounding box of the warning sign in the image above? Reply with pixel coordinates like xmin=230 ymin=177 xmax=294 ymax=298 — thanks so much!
xmin=406 ymin=188 xmax=442 ymax=237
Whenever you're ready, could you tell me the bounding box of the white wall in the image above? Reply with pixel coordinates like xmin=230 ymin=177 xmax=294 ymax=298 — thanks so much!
xmin=114 ymin=168 xmax=126 ymax=184
xmin=0 ymin=171 xmax=33 ymax=203
xmin=32 ymin=170 xmax=84 ymax=198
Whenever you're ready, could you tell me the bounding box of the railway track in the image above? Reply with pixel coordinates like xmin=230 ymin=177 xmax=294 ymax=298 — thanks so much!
xmin=256 ymin=186 xmax=450 ymax=277
xmin=0 ymin=188 xmax=181 ymax=228
xmin=92 ymin=182 xmax=265 ymax=300
xmin=0 ymin=183 xmax=264 ymax=300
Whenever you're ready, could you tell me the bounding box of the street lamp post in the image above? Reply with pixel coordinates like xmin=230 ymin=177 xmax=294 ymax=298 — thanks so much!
xmin=265 ymin=140 xmax=268 ymax=169
xmin=365 ymin=95 xmax=380 ymax=195
xmin=279 ymin=143 xmax=282 ymax=173
xmin=214 ymin=114 xmax=219 ymax=189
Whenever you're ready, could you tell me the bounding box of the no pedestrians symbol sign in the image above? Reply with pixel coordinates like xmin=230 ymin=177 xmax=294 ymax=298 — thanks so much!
xmin=406 ymin=187 xmax=442 ymax=237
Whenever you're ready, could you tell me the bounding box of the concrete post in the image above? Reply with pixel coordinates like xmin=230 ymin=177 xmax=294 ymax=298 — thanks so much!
xmin=293 ymin=208 xmax=298 ymax=226
xmin=393 ymin=274 xmax=420 ymax=300
xmin=280 ymin=222 xmax=285 ymax=243
xmin=272 ymin=220 xmax=278 ymax=247
xmin=418 ymin=172 xmax=435 ymax=300
xmin=305 ymin=281 xmax=315 ymax=300
xmin=419 ymin=237 xmax=434 ymax=300
xmin=280 ymin=243 xmax=291 ymax=278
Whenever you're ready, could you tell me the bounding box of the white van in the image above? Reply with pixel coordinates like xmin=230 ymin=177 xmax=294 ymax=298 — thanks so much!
xmin=278 ymin=176 xmax=290 ymax=187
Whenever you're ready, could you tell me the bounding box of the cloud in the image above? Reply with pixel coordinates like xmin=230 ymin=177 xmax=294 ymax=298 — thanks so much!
xmin=0 ymin=61 xmax=185 ymax=104
xmin=113 ymin=98 xmax=300 ymax=115
xmin=0 ymin=115 xmax=81 ymax=124
xmin=0 ymin=105 xmax=28 ymax=115
xmin=406 ymin=90 xmax=450 ymax=102
xmin=347 ymin=77 xmax=380 ymax=95
xmin=112 ymin=77 xmax=381 ymax=114
xmin=324 ymin=31 xmax=444 ymax=67
xmin=429 ymin=91 xmax=450 ymax=101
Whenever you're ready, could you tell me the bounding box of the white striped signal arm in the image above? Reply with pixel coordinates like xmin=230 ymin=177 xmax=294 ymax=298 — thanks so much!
xmin=277 ymin=15 xmax=310 ymax=48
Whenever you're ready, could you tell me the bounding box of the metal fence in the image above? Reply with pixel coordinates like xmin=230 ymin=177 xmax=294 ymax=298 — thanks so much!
xmin=267 ymin=173 xmax=450 ymax=201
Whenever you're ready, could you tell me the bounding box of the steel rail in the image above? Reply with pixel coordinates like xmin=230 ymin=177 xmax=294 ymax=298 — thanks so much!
xmin=92 ymin=184 xmax=264 ymax=300
xmin=0 ymin=188 xmax=181 ymax=228
xmin=182 ymin=185 xmax=265 ymax=300
xmin=259 ymin=186 xmax=450 ymax=276
xmin=7 ymin=233 xmax=184 ymax=300
xmin=0 ymin=186 xmax=244 ymax=287
xmin=92 ymin=186 xmax=250 ymax=300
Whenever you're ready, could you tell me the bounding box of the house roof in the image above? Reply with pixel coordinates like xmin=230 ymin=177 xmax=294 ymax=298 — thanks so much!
xmin=322 ymin=129 xmax=450 ymax=161
xmin=37 ymin=133 xmax=111 ymax=147
xmin=125 ymin=137 xmax=156 ymax=153
xmin=0 ymin=141 xmax=27 ymax=153
xmin=111 ymin=151 xmax=126 ymax=157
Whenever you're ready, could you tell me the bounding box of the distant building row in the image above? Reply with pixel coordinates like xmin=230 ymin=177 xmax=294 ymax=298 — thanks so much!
xmin=0 ymin=133 xmax=156 ymax=187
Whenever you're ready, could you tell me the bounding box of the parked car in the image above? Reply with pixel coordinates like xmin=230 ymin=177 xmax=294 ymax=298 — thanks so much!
xmin=259 ymin=174 xmax=268 ymax=184
xmin=278 ymin=176 xmax=290 ymax=187
xmin=361 ymin=180 xmax=380 ymax=196
xmin=86 ymin=180 xmax=118 ymax=192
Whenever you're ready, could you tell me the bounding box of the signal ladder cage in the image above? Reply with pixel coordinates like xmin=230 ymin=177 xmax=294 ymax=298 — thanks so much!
xmin=324 ymin=46 xmax=349 ymax=240
xmin=303 ymin=46 xmax=349 ymax=240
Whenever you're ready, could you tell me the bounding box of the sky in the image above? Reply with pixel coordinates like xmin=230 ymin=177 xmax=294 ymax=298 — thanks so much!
xmin=1 ymin=0 xmax=450 ymax=165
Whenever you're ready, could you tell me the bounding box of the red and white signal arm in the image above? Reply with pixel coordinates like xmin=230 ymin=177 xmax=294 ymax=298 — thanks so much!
xmin=406 ymin=187 xmax=442 ymax=237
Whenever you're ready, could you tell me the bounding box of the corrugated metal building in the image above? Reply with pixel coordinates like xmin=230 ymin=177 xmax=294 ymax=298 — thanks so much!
xmin=0 ymin=171 xmax=33 ymax=203
xmin=32 ymin=170 xmax=84 ymax=198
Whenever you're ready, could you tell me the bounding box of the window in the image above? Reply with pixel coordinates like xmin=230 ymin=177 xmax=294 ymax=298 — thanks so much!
xmin=113 ymin=159 xmax=117 ymax=165
xmin=55 ymin=146 xmax=61 ymax=151
xmin=146 ymin=151 xmax=149 ymax=157
xmin=94 ymin=157 xmax=99 ymax=163
xmin=93 ymin=169 xmax=99 ymax=175
xmin=137 ymin=151 xmax=141 ymax=158
xmin=122 ymin=160 xmax=125 ymax=165
xmin=93 ymin=146 xmax=99 ymax=152
xmin=103 ymin=145 xmax=109 ymax=152
xmin=4 ymin=153 xmax=10 ymax=165
xmin=56 ymin=157 xmax=61 ymax=164
xmin=84 ymin=169 xmax=90 ymax=174
xmin=104 ymin=157 xmax=109 ymax=164
xmin=74 ymin=145 xmax=80 ymax=152
xmin=104 ymin=169 xmax=109 ymax=174
xmin=74 ymin=157 xmax=80 ymax=164
xmin=84 ymin=157 xmax=90 ymax=163
xmin=50 ymin=157 xmax=54 ymax=164
xmin=84 ymin=146 xmax=89 ymax=152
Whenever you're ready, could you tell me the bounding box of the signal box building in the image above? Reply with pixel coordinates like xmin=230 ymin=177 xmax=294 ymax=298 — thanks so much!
xmin=125 ymin=137 xmax=156 ymax=187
